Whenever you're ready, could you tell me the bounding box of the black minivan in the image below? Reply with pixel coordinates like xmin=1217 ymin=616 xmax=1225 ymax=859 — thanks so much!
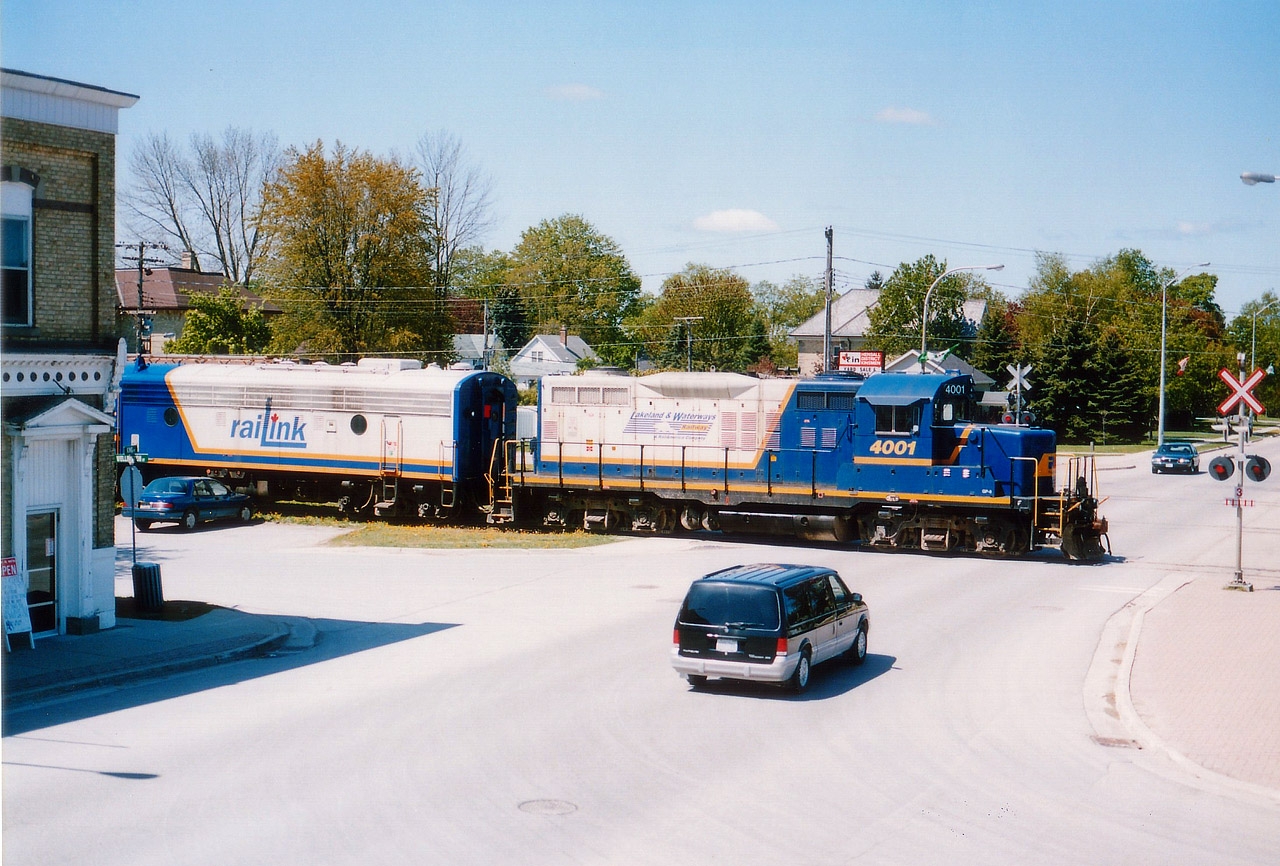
xmin=671 ymin=564 xmax=869 ymax=692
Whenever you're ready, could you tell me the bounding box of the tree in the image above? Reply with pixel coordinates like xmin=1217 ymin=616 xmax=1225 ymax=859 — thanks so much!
xmin=1228 ymin=291 xmax=1280 ymax=414
xmin=865 ymin=255 xmax=989 ymax=360
xmin=164 ymin=287 xmax=271 ymax=355
xmin=1016 ymin=250 xmax=1224 ymax=440
xmin=124 ymin=127 xmax=279 ymax=284
xmin=504 ymin=214 xmax=643 ymax=366
xmin=415 ymin=131 xmax=495 ymax=298
xmin=451 ymin=247 xmax=531 ymax=353
xmin=971 ymin=298 xmax=1021 ymax=382
xmin=633 ymin=264 xmax=769 ymax=371
xmin=257 ymin=141 xmax=442 ymax=359
xmin=753 ymin=274 xmax=826 ymax=366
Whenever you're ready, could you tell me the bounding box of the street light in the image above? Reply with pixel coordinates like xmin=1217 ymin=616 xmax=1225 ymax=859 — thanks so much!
xmin=1252 ymin=295 xmax=1278 ymax=370
xmin=1241 ymin=172 xmax=1276 ymax=185
xmin=1157 ymin=262 xmax=1211 ymax=447
xmin=920 ymin=264 xmax=1004 ymax=372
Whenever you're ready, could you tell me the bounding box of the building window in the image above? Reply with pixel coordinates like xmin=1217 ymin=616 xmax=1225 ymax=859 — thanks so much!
xmin=2 ymin=180 xmax=34 ymax=327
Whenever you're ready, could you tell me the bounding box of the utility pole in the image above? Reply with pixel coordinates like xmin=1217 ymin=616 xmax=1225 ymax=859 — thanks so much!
xmin=116 ymin=241 xmax=169 ymax=357
xmin=674 ymin=316 xmax=703 ymax=372
xmin=823 ymin=226 xmax=834 ymax=372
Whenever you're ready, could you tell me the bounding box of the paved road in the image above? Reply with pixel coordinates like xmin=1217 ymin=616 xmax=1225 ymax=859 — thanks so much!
xmin=3 ymin=440 xmax=1278 ymax=865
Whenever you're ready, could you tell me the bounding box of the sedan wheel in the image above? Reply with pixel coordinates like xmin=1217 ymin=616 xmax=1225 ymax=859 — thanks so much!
xmin=182 ymin=510 xmax=198 ymax=531
xmin=134 ymin=519 xmax=153 ymax=531
xmin=238 ymin=504 xmax=253 ymax=522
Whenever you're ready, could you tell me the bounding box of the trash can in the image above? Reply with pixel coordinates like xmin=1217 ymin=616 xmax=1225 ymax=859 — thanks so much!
xmin=132 ymin=562 xmax=164 ymax=612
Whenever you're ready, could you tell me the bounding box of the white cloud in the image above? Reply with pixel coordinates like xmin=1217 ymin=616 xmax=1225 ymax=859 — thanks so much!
xmin=874 ymin=106 xmax=937 ymax=126
xmin=693 ymin=209 xmax=780 ymax=233
xmin=546 ymin=83 xmax=605 ymax=102
xmin=1176 ymin=220 xmax=1214 ymax=236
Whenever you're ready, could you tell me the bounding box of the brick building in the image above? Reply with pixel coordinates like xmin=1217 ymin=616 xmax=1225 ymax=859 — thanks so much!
xmin=2 ymin=69 xmax=137 ymax=639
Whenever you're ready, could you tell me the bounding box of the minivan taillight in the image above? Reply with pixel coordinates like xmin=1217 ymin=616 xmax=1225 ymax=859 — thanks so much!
xmin=673 ymin=628 xmax=681 ymax=645
xmin=775 ymin=637 xmax=788 ymax=655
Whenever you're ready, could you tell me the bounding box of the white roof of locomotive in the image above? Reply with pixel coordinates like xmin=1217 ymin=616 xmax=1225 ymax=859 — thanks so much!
xmin=165 ymin=359 xmax=487 ymax=396
xmin=559 ymin=370 xmax=794 ymax=401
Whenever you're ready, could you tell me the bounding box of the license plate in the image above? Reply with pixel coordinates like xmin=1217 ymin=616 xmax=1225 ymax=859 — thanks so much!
xmin=716 ymin=638 xmax=738 ymax=654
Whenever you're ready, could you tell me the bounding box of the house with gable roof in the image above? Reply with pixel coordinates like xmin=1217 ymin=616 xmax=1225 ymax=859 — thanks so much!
xmin=790 ymin=288 xmax=987 ymax=377
xmin=508 ymin=326 xmax=600 ymax=388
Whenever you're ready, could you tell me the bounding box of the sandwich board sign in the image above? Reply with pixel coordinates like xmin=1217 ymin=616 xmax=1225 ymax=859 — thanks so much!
xmin=3 ymin=556 xmax=33 ymax=650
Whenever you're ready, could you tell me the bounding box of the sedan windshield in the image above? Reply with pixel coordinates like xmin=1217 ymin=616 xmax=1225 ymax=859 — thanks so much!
xmin=679 ymin=583 xmax=781 ymax=630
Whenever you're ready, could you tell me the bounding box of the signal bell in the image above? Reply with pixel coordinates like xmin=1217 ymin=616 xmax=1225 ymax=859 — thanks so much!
xmin=1245 ymin=455 xmax=1272 ymax=483
xmin=1208 ymin=456 xmax=1235 ymax=481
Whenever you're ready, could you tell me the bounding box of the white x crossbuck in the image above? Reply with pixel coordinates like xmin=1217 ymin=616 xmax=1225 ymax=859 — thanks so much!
xmin=1217 ymin=367 xmax=1266 ymax=415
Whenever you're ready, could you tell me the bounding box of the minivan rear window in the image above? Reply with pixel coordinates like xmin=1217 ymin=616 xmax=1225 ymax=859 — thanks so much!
xmin=679 ymin=583 xmax=781 ymax=630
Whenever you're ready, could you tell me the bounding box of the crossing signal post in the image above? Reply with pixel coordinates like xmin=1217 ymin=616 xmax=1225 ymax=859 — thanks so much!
xmin=1209 ymin=354 xmax=1269 ymax=591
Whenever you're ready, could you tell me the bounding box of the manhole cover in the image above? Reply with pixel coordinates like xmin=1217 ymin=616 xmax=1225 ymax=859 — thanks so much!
xmin=518 ymin=799 xmax=578 ymax=815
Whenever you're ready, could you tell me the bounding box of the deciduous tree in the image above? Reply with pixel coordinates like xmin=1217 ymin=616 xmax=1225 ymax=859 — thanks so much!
xmin=124 ymin=127 xmax=279 ymax=284
xmin=257 ymin=141 xmax=442 ymax=359
xmin=504 ymin=214 xmax=642 ymax=365
xmin=633 ymin=264 xmax=769 ymax=371
xmin=164 ymin=287 xmax=271 ymax=355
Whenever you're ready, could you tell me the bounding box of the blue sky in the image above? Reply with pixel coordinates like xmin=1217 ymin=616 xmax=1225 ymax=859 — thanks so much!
xmin=4 ymin=1 xmax=1277 ymax=315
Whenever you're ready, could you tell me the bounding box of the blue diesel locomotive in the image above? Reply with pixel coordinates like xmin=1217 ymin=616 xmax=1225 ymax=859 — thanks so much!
xmin=496 ymin=368 xmax=1107 ymax=560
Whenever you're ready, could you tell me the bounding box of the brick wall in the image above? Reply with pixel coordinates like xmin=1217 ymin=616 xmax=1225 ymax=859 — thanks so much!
xmin=2 ymin=117 xmax=118 ymax=348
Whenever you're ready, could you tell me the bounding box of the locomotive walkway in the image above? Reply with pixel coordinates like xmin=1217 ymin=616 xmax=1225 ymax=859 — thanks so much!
xmin=4 ymin=513 xmax=1278 ymax=805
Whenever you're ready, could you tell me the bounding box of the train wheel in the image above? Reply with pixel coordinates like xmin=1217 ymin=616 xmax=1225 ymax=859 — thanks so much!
xmin=656 ymin=507 xmax=677 ymax=535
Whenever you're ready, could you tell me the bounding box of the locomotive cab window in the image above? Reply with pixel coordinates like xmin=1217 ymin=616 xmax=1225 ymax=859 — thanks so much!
xmin=934 ymin=397 xmax=973 ymax=425
xmin=873 ymin=403 xmax=921 ymax=435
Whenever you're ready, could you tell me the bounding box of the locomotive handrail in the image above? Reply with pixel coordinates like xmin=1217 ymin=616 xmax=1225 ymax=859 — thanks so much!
xmin=1009 ymin=455 xmax=1041 ymax=533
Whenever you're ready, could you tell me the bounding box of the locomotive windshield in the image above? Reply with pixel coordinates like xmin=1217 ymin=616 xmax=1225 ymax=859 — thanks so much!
xmin=933 ymin=381 xmax=975 ymax=425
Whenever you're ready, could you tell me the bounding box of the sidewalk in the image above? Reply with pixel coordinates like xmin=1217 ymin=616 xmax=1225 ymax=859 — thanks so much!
xmin=1127 ymin=570 xmax=1280 ymax=794
xmin=2 ymin=604 xmax=312 ymax=709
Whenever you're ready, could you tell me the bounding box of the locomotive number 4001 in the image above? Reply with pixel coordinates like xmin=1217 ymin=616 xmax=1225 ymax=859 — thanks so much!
xmin=868 ymin=439 xmax=919 ymax=456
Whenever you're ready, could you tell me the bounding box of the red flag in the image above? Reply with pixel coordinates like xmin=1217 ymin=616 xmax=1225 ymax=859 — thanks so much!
xmin=1176 ymin=356 xmax=1190 ymax=376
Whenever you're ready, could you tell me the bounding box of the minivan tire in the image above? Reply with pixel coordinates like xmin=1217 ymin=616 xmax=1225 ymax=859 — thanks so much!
xmin=848 ymin=627 xmax=868 ymax=665
xmin=788 ymin=651 xmax=811 ymax=693
xmin=687 ymin=674 xmax=708 ymax=689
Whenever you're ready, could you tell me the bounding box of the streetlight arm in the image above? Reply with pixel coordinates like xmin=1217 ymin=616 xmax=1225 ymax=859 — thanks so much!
xmin=920 ymin=264 xmax=1004 ymax=371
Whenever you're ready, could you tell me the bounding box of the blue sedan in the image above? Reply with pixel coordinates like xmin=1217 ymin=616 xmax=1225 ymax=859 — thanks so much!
xmin=124 ymin=476 xmax=254 ymax=531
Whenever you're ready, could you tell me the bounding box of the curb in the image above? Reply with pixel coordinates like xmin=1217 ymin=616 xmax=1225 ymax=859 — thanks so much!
xmin=1085 ymin=574 xmax=1280 ymax=807
xmin=2 ymin=621 xmax=293 ymax=709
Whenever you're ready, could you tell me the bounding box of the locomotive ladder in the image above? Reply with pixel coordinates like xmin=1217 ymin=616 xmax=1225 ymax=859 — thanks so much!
xmin=486 ymin=438 xmax=516 ymax=524
xmin=376 ymin=418 xmax=402 ymax=514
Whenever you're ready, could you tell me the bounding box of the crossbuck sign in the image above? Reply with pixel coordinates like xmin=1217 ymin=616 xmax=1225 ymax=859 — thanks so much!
xmin=1217 ymin=368 xmax=1266 ymax=415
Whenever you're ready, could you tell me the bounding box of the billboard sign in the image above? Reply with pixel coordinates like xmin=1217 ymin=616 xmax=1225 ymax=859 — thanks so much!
xmin=838 ymin=350 xmax=884 ymax=375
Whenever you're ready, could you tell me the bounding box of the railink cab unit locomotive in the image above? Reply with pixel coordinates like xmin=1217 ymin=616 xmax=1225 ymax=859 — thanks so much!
xmin=118 ymin=358 xmax=517 ymax=518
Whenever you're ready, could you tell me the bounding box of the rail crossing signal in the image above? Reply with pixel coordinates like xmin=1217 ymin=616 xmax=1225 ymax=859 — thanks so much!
xmin=1211 ymin=363 xmax=1268 ymax=591
xmin=1217 ymin=367 xmax=1265 ymax=415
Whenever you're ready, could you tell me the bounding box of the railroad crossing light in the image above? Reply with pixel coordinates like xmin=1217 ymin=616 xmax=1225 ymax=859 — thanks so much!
xmin=1208 ymin=456 xmax=1235 ymax=481
xmin=1245 ymin=455 xmax=1271 ymax=483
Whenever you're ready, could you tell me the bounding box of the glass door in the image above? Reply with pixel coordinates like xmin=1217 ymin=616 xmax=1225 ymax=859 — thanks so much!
xmin=26 ymin=511 xmax=57 ymax=634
